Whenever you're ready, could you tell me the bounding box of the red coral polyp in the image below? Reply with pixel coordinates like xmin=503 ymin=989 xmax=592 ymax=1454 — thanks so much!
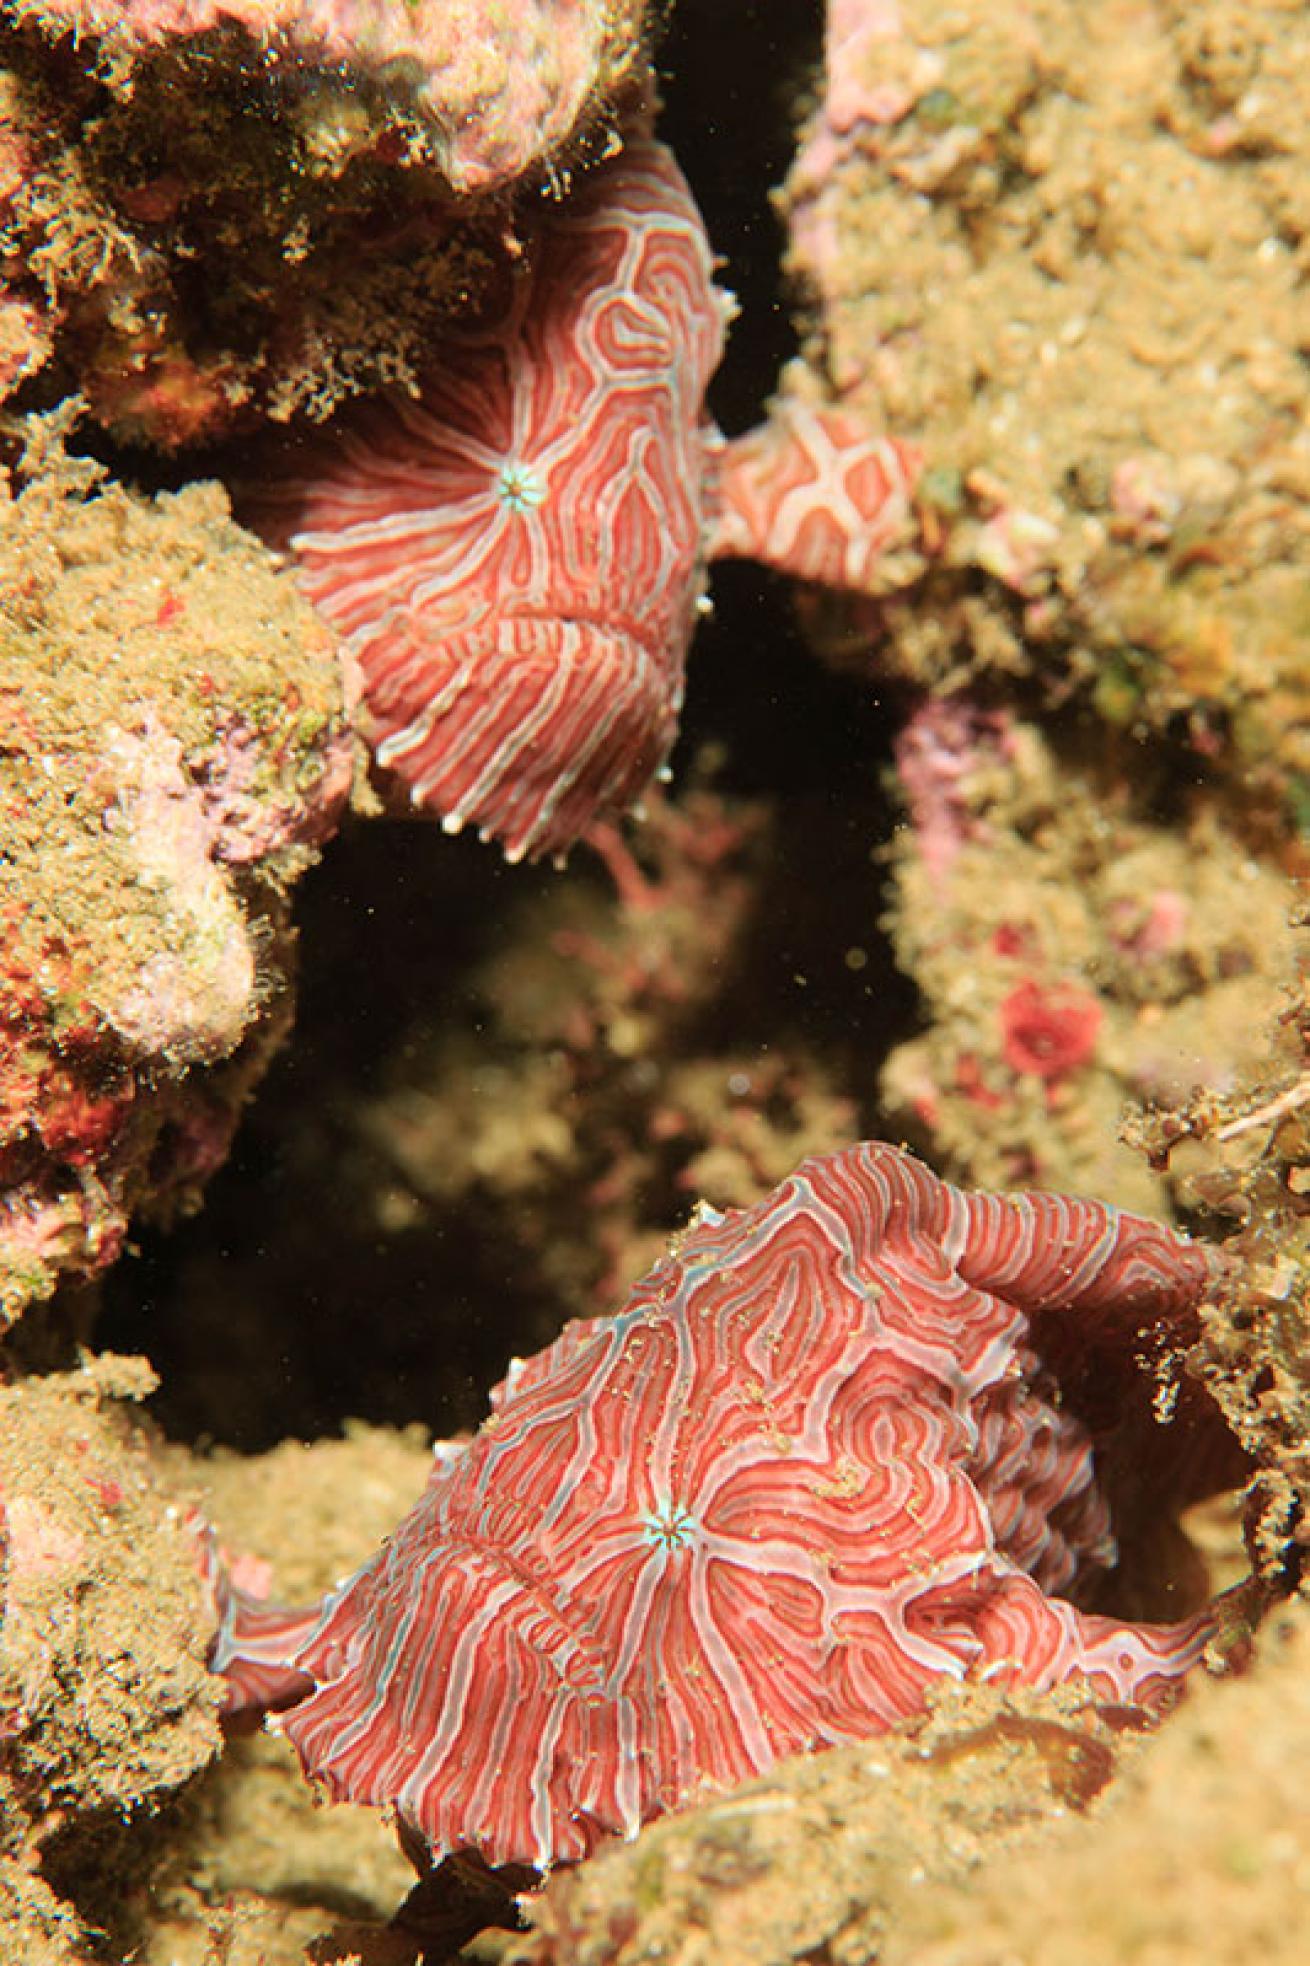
xmin=206 ymin=1143 xmax=1236 ymax=1874
xmin=1000 ymin=979 xmax=1103 ymax=1082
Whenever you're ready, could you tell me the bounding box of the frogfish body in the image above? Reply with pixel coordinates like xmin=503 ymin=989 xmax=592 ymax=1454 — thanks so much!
xmin=255 ymin=135 xmax=921 ymax=861
xmin=206 ymin=1142 xmax=1236 ymax=1872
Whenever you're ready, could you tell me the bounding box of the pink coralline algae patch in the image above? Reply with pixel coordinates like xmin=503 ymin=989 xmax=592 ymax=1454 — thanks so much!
xmin=788 ymin=0 xmax=945 ymax=307
xmin=820 ymin=0 xmax=959 ymax=138
xmin=260 ymin=135 xmax=923 ymax=862
xmin=893 ymin=696 xmax=1017 ymax=887
xmin=207 ymin=1142 xmax=1234 ymax=1873
xmin=20 ymin=0 xmax=632 ymax=193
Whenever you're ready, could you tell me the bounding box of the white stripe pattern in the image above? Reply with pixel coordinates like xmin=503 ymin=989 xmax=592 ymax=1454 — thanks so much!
xmin=272 ymin=136 xmax=727 ymax=862
xmin=209 ymin=1142 xmax=1228 ymax=1871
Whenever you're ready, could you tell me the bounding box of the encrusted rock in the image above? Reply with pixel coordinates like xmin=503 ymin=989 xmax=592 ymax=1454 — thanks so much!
xmin=0 ymin=424 xmax=352 ymax=1325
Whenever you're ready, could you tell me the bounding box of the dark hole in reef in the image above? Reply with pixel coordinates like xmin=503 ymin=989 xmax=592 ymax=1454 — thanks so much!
xmin=1027 ymin=1305 xmax=1251 ymax=1626
xmin=96 ymin=0 xmax=904 ymax=1451
xmin=654 ymin=0 xmax=824 ymax=436
xmin=97 ymin=577 xmax=913 ymax=1449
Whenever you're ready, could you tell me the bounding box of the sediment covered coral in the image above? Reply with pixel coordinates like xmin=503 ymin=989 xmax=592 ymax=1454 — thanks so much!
xmin=0 ymin=426 xmax=351 ymax=1326
xmin=0 ymin=1354 xmax=222 ymax=1954
xmin=0 ymin=71 xmax=56 ymax=401
xmin=1120 ymin=939 xmax=1310 ymax=1589
xmin=0 ymin=0 xmax=652 ymax=445
xmin=14 ymin=0 xmax=650 ymax=195
xmin=511 ymin=1596 xmax=1310 ymax=1966
xmin=879 ymin=699 xmax=1303 ymax=1214
xmin=785 ymin=0 xmax=1310 ymax=826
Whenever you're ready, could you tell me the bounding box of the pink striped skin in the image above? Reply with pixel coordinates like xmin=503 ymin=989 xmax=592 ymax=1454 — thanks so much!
xmin=264 ymin=136 xmax=926 ymax=862
xmin=276 ymin=135 xmax=728 ymax=865
xmin=194 ymin=1518 xmax=319 ymax=1717
xmin=713 ymin=401 xmax=923 ymax=591
xmin=208 ymin=1143 xmax=1228 ymax=1873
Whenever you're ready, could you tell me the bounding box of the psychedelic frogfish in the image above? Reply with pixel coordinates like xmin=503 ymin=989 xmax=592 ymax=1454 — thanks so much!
xmin=252 ymin=132 xmax=921 ymax=861
xmin=204 ymin=1142 xmax=1241 ymax=1873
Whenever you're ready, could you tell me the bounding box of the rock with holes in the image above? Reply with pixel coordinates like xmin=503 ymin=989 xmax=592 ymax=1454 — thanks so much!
xmin=204 ymin=1141 xmax=1240 ymax=1872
